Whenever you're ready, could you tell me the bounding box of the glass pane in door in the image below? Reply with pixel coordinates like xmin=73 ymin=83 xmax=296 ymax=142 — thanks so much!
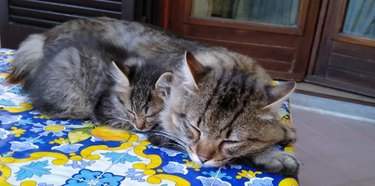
xmin=342 ymin=0 xmax=375 ymax=39
xmin=191 ymin=0 xmax=300 ymax=26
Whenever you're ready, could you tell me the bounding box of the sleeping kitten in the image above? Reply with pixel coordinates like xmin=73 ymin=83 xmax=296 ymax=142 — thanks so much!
xmin=7 ymin=17 xmax=172 ymax=132
xmin=94 ymin=57 xmax=170 ymax=131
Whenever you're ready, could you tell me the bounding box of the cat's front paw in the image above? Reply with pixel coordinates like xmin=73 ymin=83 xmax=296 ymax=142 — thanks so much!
xmin=252 ymin=148 xmax=301 ymax=176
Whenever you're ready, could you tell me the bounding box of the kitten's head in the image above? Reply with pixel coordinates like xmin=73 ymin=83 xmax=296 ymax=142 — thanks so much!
xmin=109 ymin=58 xmax=164 ymax=132
xmin=156 ymin=51 xmax=296 ymax=167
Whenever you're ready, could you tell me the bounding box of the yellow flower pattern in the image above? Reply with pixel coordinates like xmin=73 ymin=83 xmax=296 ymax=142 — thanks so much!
xmin=10 ymin=127 xmax=26 ymax=137
xmin=236 ymin=170 xmax=263 ymax=179
xmin=182 ymin=159 xmax=201 ymax=171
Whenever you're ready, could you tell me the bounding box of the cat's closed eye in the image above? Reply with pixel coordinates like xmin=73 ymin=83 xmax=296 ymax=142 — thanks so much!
xmin=220 ymin=140 xmax=244 ymax=155
xmin=220 ymin=140 xmax=241 ymax=150
xmin=181 ymin=120 xmax=200 ymax=142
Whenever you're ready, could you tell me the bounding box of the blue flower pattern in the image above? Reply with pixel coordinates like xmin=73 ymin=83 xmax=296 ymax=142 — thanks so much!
xmin=124 ymin=168 xmax=146 ymax=182
xmin=15 ymin=160 xmax=51 ymax=181
xmin=10 ymin=141 xmax=39 ymax=152
xmin=162 ymin=161 xmax=188 ymax=174
xmin=65 ymin=160 xmax=95 ymax=169
xmin=30 ymin=121 xmax=69 ymax=137
xmin=0 ymin=128 xmax=10 ymax=140
xmin=101 ymin=152 xmax=141 ymax=164
xmin=63 ymin=169 xmax=124 ymax=186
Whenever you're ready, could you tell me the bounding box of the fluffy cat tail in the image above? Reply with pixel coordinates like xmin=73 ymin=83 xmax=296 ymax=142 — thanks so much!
xmin=6 ymin=34 xmax=45 ymax=84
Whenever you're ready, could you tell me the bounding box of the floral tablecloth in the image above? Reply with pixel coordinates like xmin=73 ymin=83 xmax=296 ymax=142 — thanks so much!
xmin=0 ymin=48 xmax=298 ymax=186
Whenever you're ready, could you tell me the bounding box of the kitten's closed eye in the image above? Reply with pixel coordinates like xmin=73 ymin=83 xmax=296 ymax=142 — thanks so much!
xmin=146 ymin=111 xmax=159 ymax=118
xmin=145 ymin=113 xmax=157 ymax=123
xmin=221 ymin=140 xmax=241 ymax=145
xmin=127 ymin=109 xmax=136 ymax=118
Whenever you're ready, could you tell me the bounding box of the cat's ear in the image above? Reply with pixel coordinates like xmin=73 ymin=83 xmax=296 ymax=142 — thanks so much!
xmin=155 ymin=72 xmax=173 ymax=100
xmin=108 ymin=61 xmax=131 ymax=92
xmin=263 ymin=81 xmax=296 ymax=110
xmin=181 ymin=51 xmax=210 ymax=91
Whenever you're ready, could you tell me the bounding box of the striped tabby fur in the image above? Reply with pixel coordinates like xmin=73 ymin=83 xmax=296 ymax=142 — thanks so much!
xmin=7 ymin=17 xmax=176 ymax=132
xmin=151 ymin=50 xmax=299 ymax=176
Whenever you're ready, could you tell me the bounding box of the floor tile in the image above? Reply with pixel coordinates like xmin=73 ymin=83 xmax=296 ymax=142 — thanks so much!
xmin=326 ymin=152 xmax=375 ymax=180
xmin=293 ymin=109 xmax=375 ymax=158
xmin=292 ymin=116 xmax=350 ymax=158
xmin=333 ymin=116 xmax=375 ymax=143
xmin=297 ymin=157 xmax=350 ymax=186
xmin=344 ymin=178 xmax=375 ymax=186
xmin=290 ymin=102 xmax=375 ymax=186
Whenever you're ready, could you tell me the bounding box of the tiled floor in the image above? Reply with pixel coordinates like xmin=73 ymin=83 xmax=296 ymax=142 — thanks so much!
xmin=290 ymin=93 xmax=375 ymax=186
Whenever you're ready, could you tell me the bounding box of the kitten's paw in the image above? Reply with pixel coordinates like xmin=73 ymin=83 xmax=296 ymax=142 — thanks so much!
xmin=279 ymin=125 xmax=297 ymax=146
xmin=252 ymin=149 xmax=301 ymax=176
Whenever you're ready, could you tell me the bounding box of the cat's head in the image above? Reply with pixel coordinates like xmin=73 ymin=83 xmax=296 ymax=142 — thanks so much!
xmin=108 ymin=58 xmax=164 ymax=132
xmin=156 ymin=51 xmax=296 ymax=167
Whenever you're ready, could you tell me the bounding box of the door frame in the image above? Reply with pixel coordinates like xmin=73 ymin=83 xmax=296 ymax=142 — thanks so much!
xmin=179 ymin=0 xmax=310 ymax=35
xmin=167 ymin=0 xmax=322 ymax=80
xmin=332 ymin=0 xmax=375 ymax=47
xmin=306 ymin=0 xmax=375 ymax=97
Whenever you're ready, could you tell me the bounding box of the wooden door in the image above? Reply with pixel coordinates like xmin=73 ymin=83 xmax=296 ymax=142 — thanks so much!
xmin=167 ymin=0 xmax=321 ymax=80
xmin=307 ymin=0 xmax=375 ymax=97
xmin=0 ymin=0 xmax=135 ymax=49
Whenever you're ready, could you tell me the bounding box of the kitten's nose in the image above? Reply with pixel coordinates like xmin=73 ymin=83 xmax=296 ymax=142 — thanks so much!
xmin=135 ymin=119 xmax=146 ymax=131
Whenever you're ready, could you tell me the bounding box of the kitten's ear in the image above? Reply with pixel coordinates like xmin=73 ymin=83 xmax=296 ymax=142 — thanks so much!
xmin=263 ymin=81 xmax=296 ymax=110
xmin=108 ymin=61 xmax=131 ymax=92
xmin=155 ymin=72 xmax=173 ymax=100
xmin=182 ymin=51 xmax=210 ymax=91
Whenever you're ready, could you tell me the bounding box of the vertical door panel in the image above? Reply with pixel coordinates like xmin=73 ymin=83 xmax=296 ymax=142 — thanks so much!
xmin=307 ymin=0 xmax=375 ymax=97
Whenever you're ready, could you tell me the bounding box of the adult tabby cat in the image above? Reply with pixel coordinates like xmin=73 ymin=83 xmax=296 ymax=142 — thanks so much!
xmin=7 ymin=17 xmax=175 ymax=132
xmin=8 ymin=17 xmax=300 ymax=175
xmin=151 ymin=52 xmax=299 ymax=176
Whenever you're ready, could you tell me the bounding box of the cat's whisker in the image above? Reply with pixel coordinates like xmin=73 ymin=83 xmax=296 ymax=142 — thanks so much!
xmin=147 ymin=133 xmax=186 ymax=147
xmin=151 ymin=131 xmax=187 ymax=146
xmin=148 ymin=132 xmax=187 ymax=148
xmin=147 ymin=133 xmax=187 ymax=152
xmin=159 ymin=142 xmax=185 ymax=150
xmin=99 ymin=115 xmax=128 ymax=122
xmin=226 ymin=158 xmax=237 ymax=165
xmin=110 ymin=115 xmax=132 ymax=123
xmin=210 ymin=165 xmax=223 ymax=186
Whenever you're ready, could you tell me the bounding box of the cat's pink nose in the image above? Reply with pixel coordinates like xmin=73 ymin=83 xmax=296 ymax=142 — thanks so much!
xmin=198 ymin=155 xmax=210 ymax=164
